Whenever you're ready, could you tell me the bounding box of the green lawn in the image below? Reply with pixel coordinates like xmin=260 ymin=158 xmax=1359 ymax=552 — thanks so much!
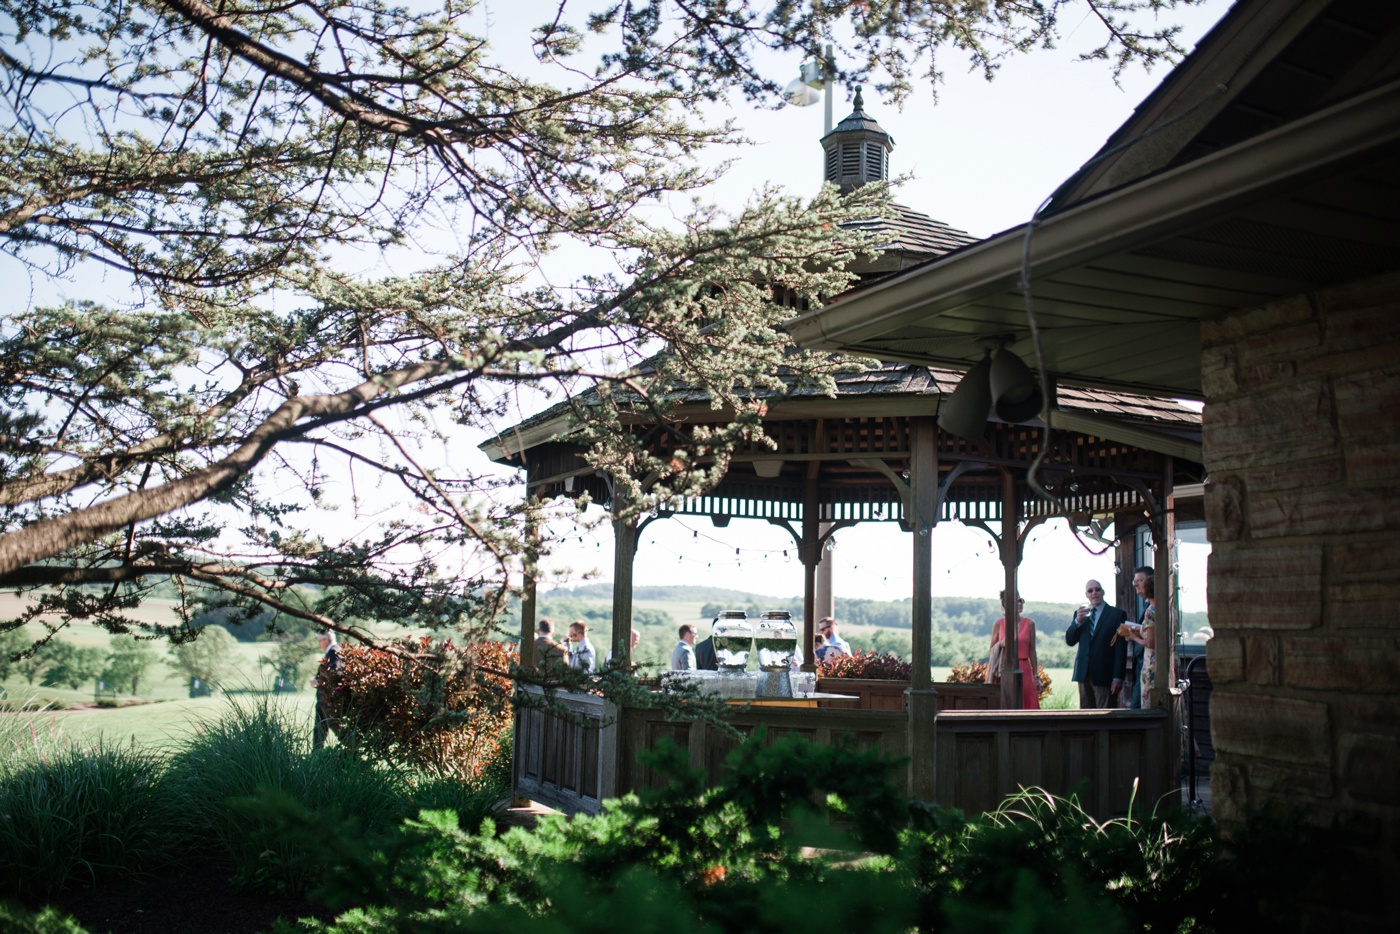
xmin=6 ymin=693 xmax=318 ymax=750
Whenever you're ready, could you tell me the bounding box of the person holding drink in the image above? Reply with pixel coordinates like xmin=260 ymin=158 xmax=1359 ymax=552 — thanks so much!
xmin=1065 ymin=579 xmax=1127 ymax=708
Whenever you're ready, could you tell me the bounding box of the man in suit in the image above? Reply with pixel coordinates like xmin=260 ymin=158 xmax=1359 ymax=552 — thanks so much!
xmin=694 ymin=631 xmax=718 ymax=670
xmin=1065 ymin=579 xmax=1127 ymax=708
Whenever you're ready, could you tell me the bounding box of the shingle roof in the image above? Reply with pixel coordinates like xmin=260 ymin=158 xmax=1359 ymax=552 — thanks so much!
xmin=843 ymin=203 xmax=979 ymax=256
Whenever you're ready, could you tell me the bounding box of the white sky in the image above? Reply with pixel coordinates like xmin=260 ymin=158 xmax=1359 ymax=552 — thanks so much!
xmin=529 ymin=0 xmax=1229 ymax=611
xmin=4 ymin=1 xmax=1229 ymax=614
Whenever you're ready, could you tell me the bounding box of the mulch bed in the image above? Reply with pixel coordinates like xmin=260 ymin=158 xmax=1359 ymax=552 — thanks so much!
xmin=27 ymin=863 xmax=340 ymax=934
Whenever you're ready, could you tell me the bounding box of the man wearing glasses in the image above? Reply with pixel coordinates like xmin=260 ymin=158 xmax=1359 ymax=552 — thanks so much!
xmin=1065 ymin=580 xmax=1127 ymax=708
xmin=818 ymin=617 xmax=851 ymax=658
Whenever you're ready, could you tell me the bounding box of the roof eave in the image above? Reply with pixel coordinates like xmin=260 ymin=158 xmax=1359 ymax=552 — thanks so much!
xmin=784 ymin=77 xmax=1400 ymax=379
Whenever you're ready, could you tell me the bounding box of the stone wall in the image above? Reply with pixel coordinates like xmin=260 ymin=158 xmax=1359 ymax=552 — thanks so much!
xmin=1201 ymin=268 xmax=1400 ymax=925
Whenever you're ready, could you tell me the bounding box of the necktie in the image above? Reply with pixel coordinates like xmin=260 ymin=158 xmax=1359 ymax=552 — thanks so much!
xmin=1089 ymin=607 xmax=1099 ymax=637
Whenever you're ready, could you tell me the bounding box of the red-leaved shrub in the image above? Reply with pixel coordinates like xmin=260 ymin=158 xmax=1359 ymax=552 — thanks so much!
xmin=817 ymin=650 xmax=914 ymax=681
xmin=947 ymin=660 xmax=1053 ymax=703
xmin=318 ymin=637 xmax=516 ymax=778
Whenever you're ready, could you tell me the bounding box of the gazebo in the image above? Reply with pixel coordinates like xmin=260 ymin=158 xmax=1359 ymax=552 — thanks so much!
xmin=481 ymin=98 xmax=1206 ymax=818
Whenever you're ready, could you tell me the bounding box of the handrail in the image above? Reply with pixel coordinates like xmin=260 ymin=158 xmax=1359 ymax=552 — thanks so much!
xmin=1180 ymin=654 xmax=1206 ymax=808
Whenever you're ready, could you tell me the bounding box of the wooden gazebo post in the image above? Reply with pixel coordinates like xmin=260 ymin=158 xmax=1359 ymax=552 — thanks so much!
xmin=1151 ymin=456 xmax=1175 ymax=710
xmin=999 ymin=470 xmax=1023 ymax=710
xmin=520 ymin=516 xmax=540 ymax=665
xmin=610 ymin=483 xmax=637 ymax=668
xmin=907 ymin=416 xmax=940 ymax=801
xmin=800 ymin=469 xmax=820 ymax=673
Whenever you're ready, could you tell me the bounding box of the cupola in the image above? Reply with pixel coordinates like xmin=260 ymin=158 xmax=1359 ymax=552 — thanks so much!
xmin=820 ymin=87 xmax=894 ymax=193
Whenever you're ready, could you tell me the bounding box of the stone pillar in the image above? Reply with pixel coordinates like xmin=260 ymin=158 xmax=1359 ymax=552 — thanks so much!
xmin=1201 ymin=271 xmax=1400 ymax=921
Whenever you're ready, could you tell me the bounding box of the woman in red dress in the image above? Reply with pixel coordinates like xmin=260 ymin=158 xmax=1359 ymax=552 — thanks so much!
xmin=989 ymin=592 xmax=1040 ymax=710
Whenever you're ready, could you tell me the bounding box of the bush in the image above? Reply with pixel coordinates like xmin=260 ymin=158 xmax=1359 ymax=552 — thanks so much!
xmin=319 ymin=637 xmax=515 ymax=779
xmin=162 ymin=697 xmax=409 ymax=895
xmin=818 ymin=649 xmax=914 ymax=680
xmin=280 ymin=732 xmax=1301 ymax=934
xmin=0 ymin=743 xmax=176 ymax=899
xmin=946 ymin=661 xmax=1053 ymax=703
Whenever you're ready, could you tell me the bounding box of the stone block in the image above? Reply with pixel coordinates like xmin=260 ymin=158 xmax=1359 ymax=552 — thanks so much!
xmin=1237 ymin=322 xmax=1322 ymax=368
xmin=1201 ymin=293 xmax=1314 ymax=345
xmin=1200 ymin=344 xmax=1237 ymax=398
xmin=1247 ymin=636 xmax=1280 ymax=685
xmin=1210 ymin=759 xmax=1248 ymax=824
xmin=1211 ymin=689 xmax=1331 ymax=766
xmin=1340 ymin=734 xmax=1400 ymax=808
xmin=1333 ymin=367 xmax=1400 ymax=442
xmin=1320 ymin=297 xmax=1400 ymax=354
xmin=1316 ymin=269 xmax=1400 ymax=316
xmin=1248 ymin=760 xmax=1334 ymax=798
xmin=1241 ymin=458 xmax=1344 ymax=493
xmin=1298 ymin=343 xmax=1400 ymax=382
xmin=1282 ymin=637 xmax=1400 ymax=692
xmin=1335 ymin=696 xmax=1400 ymax=734
xmin=1343 ymin=443 xmax=1400 ymax=486
xmin=1328 ymin=581 xmax=1398 ymax=627
xmin=1330 ymin=539 xmax=1396 ymax=575
xmin=1251 ymin=487 xmax=1400 ymax=539
xmin=1205 ymin=475 xmax=1244 ymax=542
xmin=1208 ymin=545 xmax=1322 ymax=629
xmin=1208 ymin=636 xmax=1245 ymax=683
xmin=1204 ymin=379 xmax=1337 ymax=472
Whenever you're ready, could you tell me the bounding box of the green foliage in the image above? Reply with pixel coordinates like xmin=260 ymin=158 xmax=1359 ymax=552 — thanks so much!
xmin=274 ymin=731 xmax=1313 ymax=934
xmin=0 ymin=626 xmax=28 ymax=679
xmin=100 ymin=637 xmax=160 ymax=695
xmin=166 ymin=624 xmax=238 ymax=688
xmin=0 ymin=902 xmax=92 ymax=934
xmin=0 ymin=742 xmax=177 ymax=899
xmin=38 ymin=643 xmax=104 ymax=690
xmin=260 ymin=634 xmax=319 ymax=691
xmin=160 ymin=698 xmax=415 ymax=895
xmin=320 ymin=638 xmax=515 ymax=778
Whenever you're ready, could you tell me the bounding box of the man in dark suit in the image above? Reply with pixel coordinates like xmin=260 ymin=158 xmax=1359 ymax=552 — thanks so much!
xmin=1065 ymin=579 xmax=1127 ymax=708
xmin=694 ymin=632 xmax=718 ymax=670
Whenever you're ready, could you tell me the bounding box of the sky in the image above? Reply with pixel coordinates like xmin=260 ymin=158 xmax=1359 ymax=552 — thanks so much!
xmin=524 ymin=0 xmax=1230 ymax=611
xmin=3 ymin=0 xmax=1229 ymax=615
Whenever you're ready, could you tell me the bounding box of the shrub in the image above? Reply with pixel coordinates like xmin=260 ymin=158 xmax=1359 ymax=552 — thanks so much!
xmin=947 ymin=661 xmax=1053 ymax=703
xmin=319 ymin=637 xmax=515 ymax=779
xmin=162 ymin=697 xmax=407 ymax=895
xmin=0 ymin=742 xmax=176 ymax=899
xmin=817 ymin=649 xmax=914 ymax=681
xmin=280 ymin=733 xmax=1305 ymax=934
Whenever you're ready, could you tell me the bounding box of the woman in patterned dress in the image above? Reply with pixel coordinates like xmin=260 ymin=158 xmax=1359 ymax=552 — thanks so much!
xmin=1122 ymin=575 xmax=1156 ymax=701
